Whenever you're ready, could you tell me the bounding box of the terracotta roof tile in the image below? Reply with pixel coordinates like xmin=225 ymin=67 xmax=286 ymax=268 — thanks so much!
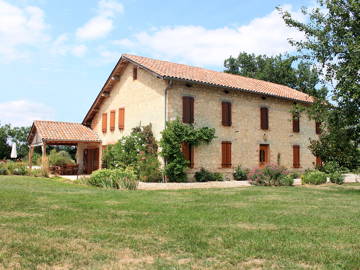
xmin=123 ymin=54 xmax=314 ymax=103
xmin=32 ymin=120 xmax=100 ymax=143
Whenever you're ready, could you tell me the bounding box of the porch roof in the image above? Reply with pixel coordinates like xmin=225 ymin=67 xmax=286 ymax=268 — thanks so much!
xmin=28 ymin=120 xmax=101 ymax=146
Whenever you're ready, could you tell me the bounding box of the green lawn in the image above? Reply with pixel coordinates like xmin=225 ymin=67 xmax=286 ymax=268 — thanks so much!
xmin=0 ymin=176 xmax=359 ymax=270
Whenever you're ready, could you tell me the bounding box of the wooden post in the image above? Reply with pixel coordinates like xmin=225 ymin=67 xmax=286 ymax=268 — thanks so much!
xmin=41 ymin=142 xmax=47 ymax=164
xmin=28 ymin=146 xmax=34 ymax=169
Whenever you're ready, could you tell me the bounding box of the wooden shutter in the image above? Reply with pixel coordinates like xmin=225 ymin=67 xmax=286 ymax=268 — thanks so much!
xmin=110 ymin=110 xmax=115 ymax=131
xmin=316 ymin=122 xmax=321 ymax=134
xmin=102 ymin=113 xmax=107 ymax=133
xmin=221 ymin=141 xmax=232 ymax=168
xmin=118 ymin=108 xmax=125 ymax=130
xmin=222 ymin=102 xmax=232 ymax=126
xmin=316 ymin=156 xmax=322 ymax=167
xmin=181 ymin=142 xmax=194 ymax=168
xmin=293 ymin=116 xmax=300 ymax=133
xmin=260 ymin=107 xmax=269 ymax=130
xmin=293 ymin=145 xmax=300 ymax=168
xmin=133 ymin=67 xmax=137 ymax=80
xmin=182 ymin=96 xmax=194 ymax=124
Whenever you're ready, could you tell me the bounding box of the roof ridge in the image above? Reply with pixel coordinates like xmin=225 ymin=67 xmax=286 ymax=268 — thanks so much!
xmin=123 ymin=53 xmax=304 ymax=94
xmin=34 ymin=120 xmax=84 ymax=125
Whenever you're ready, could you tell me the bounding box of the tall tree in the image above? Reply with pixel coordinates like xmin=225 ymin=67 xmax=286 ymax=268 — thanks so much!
xmin=278 ymin=0 xmax=360 ymax=168
xmin=224 ymin=52 xmax=327 ymax=98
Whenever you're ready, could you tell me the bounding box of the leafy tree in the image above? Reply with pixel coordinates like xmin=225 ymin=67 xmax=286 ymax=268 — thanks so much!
xmin=0 ymin=125 xmax=11 ymax=159
xmin=224 ymin=52 xmax=327 ymax=98
xmin=279 ymin=0 xmax=360 ymax=169
xmin=0 ymin=123 xmax=30 ymax=159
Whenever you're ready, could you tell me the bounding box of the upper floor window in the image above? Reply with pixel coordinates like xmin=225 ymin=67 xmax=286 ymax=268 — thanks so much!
xmin=110 ymin=110 xmax=115 ymax=131
xmin=293 ymin=114 xmax=300 ymax=133
xmin=222 ymin=101 xmax=232 ymax=126
xmin=133 ymin=67 xmax=137 ymax=80
xmin=260 ymin=107 xmax=269 ymax=130
xmin=102 ymin=113 xmax=107 ymax=133
xmin=316 ymin=121 xmax=321 ymax=134
xmin=182 ymin=96 xmax=194 ymax=124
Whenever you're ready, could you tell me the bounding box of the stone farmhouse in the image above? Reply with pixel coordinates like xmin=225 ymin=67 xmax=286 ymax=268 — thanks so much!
xmin=28 ymin=54 xmax=322 ymax=177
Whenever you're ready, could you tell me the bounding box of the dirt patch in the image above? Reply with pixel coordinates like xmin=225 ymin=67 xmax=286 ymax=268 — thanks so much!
xmin=0 ymin=211 xmax=43 ymax=218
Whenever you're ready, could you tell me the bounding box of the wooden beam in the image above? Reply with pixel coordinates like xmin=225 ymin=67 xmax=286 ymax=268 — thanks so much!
xmin=28 ymin=146 xmax=34 ymax=169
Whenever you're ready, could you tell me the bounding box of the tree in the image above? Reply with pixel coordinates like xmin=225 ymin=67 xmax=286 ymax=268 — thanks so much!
xmin=0 ymin=125 xmax=11 ymax=159
xmin=278 ymin=0 xmax=360 ymax=168
xmin=224 ymin=52 xmax=327 ymax=98
xmin=0 ymin=123 xmax=30 ymax=160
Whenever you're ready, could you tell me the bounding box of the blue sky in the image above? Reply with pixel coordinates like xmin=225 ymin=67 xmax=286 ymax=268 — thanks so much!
xmin=0 ymin=0 xmax=313 ymax=126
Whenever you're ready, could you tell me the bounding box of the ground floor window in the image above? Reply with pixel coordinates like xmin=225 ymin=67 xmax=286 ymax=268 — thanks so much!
xmin=221 ymin=141 xmax=232 ymax=168
xmin=259 ymin=144 xmax=269 ymax=167
xmin=293 ymin=145 xmax=300 ymax=168
xmin=182 ymin=142 xmax=194 ymax=168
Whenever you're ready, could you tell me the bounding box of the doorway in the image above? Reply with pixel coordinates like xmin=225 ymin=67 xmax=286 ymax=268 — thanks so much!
xmin=259 ymin=144 xmax=269 ymax=167
xmin=83 ymin=148 xmax=99 ymax=174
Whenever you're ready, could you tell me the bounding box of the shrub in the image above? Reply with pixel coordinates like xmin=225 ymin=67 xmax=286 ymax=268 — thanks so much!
xmin=0 ymin=166 xmax=9 ymax=175
xmin=302 ymin=170 xmax=327 ymax=185
xmin=248 ymin=164 xmax=288 ymax=186
xmin=48 ymin=150 xmax=75 ymax=167
xmin=233 ymin=165 xmax=248 ymax=180
xmin=289 ymin=172 xmax=300 ymax=179
xmin=329 ymin=171 xmax=344 ymax=185
xmin=194 ymin=168 xmax=224 ymax=182
xmin=88 ymin=168 xmax=138 ymax=190
xmin=138 ymin=155 xmax=162 ymax=182
xmin=4 ymin=162 xmax=29 ymax=175
xmin=279 ymin=175 xmax=294 ymax=186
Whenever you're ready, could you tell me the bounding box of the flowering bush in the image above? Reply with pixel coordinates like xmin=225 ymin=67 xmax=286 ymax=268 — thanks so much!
xmin=248 ymin=164 xmax=289 ymax=186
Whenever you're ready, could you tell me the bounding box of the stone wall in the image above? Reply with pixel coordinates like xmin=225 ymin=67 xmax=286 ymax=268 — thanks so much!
xmin=167 ymin=81 xmax=318 ymax=178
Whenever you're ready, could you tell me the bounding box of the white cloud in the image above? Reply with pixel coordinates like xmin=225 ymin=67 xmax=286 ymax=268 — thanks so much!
xmin=0 ymin=100 xmax=55 ymax=127
xmin=76 ymin=0 xmax=123 ymax=40
xmin=51 ymin=33 xmax=88 ymax=57
xmin=0 ymin=0 xmax=49 ymax=61
xmin=117 ymin=5 xmax=305 ymax=66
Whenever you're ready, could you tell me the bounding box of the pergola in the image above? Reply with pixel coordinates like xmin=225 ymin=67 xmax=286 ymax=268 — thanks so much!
xmin=27 ymin=121 xmax=101 ymax=173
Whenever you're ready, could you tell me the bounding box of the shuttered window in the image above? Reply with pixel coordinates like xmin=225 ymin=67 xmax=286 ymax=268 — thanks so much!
xmin=118 ymin=108 xmax=125 ymax=130
xmin=293 ymin=115 xmax=300 ymax=133
xmin=316 ymin=122 xmax=321 ymax=134
xmin=110 ymin=110 xmax=115 ymax=131
xmin=221 ymin=141 xmax=232 ymax=168
xmin=133 ymin=67 xmax=137 ymax=80
xmin=181 ymin=142 xmax=194 ymax=168
xmin=102 ymin=113 xmax=107 ymax=133
xmin=316 ymin=156 xmax=322 ymax=167
xmin=182 ymin=96 xmax=194 ymax=124
xmin=260 ymin=107 xmax=269 ymax=130
xmin=222 ymin=101 xmax=232 ymax=126
xmin=293 ymin=145 xmax=300 ymax=168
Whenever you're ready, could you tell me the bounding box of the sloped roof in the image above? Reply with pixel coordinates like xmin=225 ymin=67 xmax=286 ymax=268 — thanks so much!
xmin=123 ymin=54 xmax=313 ymax=103
xmin=83 ymin=53 xmax=314 ymax=125
xmin=28 ymin=120 xmax=100 ymax=144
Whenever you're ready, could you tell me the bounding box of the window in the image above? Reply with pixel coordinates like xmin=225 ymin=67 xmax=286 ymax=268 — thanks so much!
xmin=182 ymin=96 xmax=194 ymax=124
xmin=133 ymin=67 xmax=137 ymax=80
xmin=110 ymin=110 xmax=115 ymax=131
xmin=260 ymin=107 xmax=269 ymax=130
xmin=182 ymin=142 xmax=194 ymax=168
xmin=118 ymin=108 xmax=125 ymax=130
xmin=293 ymin=145 xmax=300 ymax=168
xmin=316 ymin=156 xmax=322 ymax=167
xmin=102 ymin=113 xmax=107 ymax=133
xmin=293 ymin=114 xmax=300 ymax=133
xmin=222 ymin=101 xmax=232 ymax=126
xmin=316 ymin=122 xmax=321 ymax=134
xmin=259 ymin=144 xmax=269 ymax=167
xmin=221 ymin=141 xmax=232 ymax=168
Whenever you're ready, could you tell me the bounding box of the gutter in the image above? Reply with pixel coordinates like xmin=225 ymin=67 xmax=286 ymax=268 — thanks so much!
xmin=164 ymin=79 xmax=173 ymax=128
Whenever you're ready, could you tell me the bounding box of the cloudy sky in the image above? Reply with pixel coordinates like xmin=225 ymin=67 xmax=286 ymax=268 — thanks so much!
xmin=0 ymin=0 xmax=312 ymax=126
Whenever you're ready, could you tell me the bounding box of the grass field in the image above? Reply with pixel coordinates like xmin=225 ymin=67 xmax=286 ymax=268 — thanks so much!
xmin=0 ymin=176 xmax=359 ymax=269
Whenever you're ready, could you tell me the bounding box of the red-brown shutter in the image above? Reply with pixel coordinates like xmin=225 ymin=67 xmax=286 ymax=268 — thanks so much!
xmin=221 ymin=141 xmax=232 ymax=168
xmin=316 ymin=122 xmax=321 ymax=134
xmin=260 ymin=107 xmax=269 ymax=130
xmin=181 ymin=142 xmax=194 ymax=168
xmin=118 ymin=108 xmax=125 ymax=130
xmin=316 ymin=156 xmax=322 ymax=167
xmin=102 ymin=113 xmax=107 ymax=133
xmin=293 ymin=145 xmax=300 ymax=168
xmin=222 ymin=102 xmax=232 ymax=126
xmin=293 ymin=116 xmax=300 ymax=133
xmin=133 ymin=67 xmax=137 ymax=80
xmin=182 ymin=96 xmax=194 ymax=124
xmin=110 ymin=110 xmax=115 ymax=131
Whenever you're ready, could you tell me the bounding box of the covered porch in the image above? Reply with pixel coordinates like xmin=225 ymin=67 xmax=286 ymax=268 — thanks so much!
xmin=27 ymin=121 xmax=102 ymax=175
